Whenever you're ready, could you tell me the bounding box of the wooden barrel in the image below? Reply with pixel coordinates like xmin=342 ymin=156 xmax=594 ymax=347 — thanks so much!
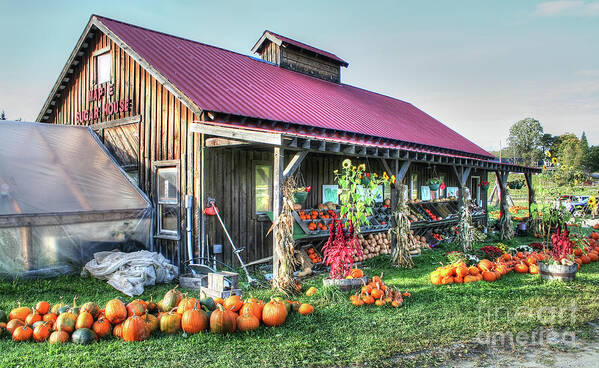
xmin=538 ymin=262 xmax=578 ymax=282
xmin=323 ymin=276 xmax=367 ymax=291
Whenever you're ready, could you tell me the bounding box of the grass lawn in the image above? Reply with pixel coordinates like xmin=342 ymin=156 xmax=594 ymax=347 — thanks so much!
xmin=2 ymin=234 xmax=599 ymax=367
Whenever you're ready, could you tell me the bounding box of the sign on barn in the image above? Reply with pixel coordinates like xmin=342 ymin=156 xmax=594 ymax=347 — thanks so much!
xmin=75 ymin=82 xmax=132 ymax=124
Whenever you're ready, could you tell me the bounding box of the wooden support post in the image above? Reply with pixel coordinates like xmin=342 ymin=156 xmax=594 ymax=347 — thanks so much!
xmin=272 ymin=147 xmax=284 ymax=278
xmin=395 ymin=160 xmax=411 ymax=189
xmin=524 ymin=172 xmax=535 ymax=218
xmin=452 ymin=166 xmax=471 ymax=208
xmin=495 ymin=170 xmax=510 ymax=223
xmin=283 ymin=151 xmax=308 ymax=179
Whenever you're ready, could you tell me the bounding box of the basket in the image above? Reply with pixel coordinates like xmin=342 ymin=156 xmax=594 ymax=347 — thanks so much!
xmin=428 ymin=183 xmax=441 ymax=191
xmin=293 ymin=191 xmax=309 ymax=204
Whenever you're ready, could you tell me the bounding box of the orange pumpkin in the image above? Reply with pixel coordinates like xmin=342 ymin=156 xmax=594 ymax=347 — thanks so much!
xmin=581 ymin=255 xmax=591 ymax=264
xmin=223 ymin=295 xmax=243 ymax=312
xmin=9 ymin=306 xmax=32 ymax=322
xmin=529 ymin=264 xmax=539 ymax=274
xmin=126 ymin=301 xmax=147 ymax=317
xmin=482 ymin=271 xmax=496 ymax=282
xmin=370 ymin=288 xmax=384 ymax=299
xmin=75 ymin=312 xmax=94 ymax=330
xmin=236 ymin=310 xmax=260 ymax=332
xmin=515 ymin=263 xmax=529 ymax=273
xmin=33 ymin=322 xmax=52 ymax=342
xmin=12 ymin=325 xmax=33 ymax=342
xmin=240 ymin=301 xmax=264 ymax=322
xmin=25 ymin=313 xmax=42 ymax=326
xmin=350 ymin=268 xmax=364 ymax=278
xmin=210 ymin=305 xmax=236 ymax=334
xmin=298 ymin=303 xmax=314 ymax=315
xmin=468 ymin=266 xmax=480 ymax=276
xmin=181 ymin=304 xmax=209 ymax=334
xmin=262 ymin=299 xmax=288 ymax=327
xmin=430 ymin=271 xmax=442 ymax=285
xmin=105 ymin=299 xmax=127 ymax=325
xmin=48 ymin=330 xmax=70 ymax=344
xmin=441 ymin=276 xmax=454 ymax=285
xmin=463 ymin=275 xmax=478 ymax=283
xmin=6 ymin=319 xmax=24 ymax=334
xmin=478 ymin=259 xmax=493 ymax=272
xmin=92 ymin=317 xmax=112 ymax=339
xmin=122 ymin=315 xmax=149 ymax=342
xmin=35 ymin=301 xmax=50 ymax=315
xmin=43 ymin=313 xmax=57 ymax=326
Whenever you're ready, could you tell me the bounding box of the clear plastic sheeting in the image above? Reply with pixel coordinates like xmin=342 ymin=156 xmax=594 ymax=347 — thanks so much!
xmin=83 ymin=250 xmax=178 ymax=296
xmin=0 ymin=121 xmax=153 ymax=278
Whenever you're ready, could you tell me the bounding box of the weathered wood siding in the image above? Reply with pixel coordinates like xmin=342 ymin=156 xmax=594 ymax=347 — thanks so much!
xmin=45 ymin=31 xmax=198 ymax=267
xmin=281 ymin=46 xmax=341 ymax=83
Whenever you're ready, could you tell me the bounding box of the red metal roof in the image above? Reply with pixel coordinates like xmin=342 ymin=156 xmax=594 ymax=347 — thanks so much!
xmin=96 ymin=16 xmax=493 ymax=159
xmin=256 ymin=30 xmax=349 ymax=67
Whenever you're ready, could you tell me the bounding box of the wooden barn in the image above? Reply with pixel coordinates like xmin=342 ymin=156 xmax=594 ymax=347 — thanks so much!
xmin=37 ymin=15 xmax=540 ymax=273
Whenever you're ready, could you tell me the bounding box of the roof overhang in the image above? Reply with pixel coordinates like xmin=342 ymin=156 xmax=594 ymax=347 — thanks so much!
xmin=191 ymin=120 xmax=541 ymax=175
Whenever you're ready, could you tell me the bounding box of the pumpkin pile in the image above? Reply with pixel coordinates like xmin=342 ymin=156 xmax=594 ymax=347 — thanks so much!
xmin=306 ymin=247 xmax=323 ymax=264
xmin=430 ymin=251 xmax=549 ymax=285
xmin=349 ymin=274 xmax=408 ymax=308
xmin=0 ymin=286 xmax=315 ymax=343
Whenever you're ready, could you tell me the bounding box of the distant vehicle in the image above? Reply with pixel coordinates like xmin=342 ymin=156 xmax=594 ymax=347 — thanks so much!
xmin=554 ymin=195 xmax=590 ymax=216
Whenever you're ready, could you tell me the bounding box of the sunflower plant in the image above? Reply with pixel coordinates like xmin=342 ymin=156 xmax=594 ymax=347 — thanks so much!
xmin=334 ymin=159 xmax=390 ymax=234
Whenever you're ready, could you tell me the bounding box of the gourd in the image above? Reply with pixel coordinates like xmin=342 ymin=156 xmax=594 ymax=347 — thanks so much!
xmin=48 ymin=330 xmax=70 ymax=344
xmin=159 ymin=310 xmax=182 ymax=334
xmin=71 ymin=328 xmax=97 ymax=344
xmin=105 ymin=299 xmax=127 ymax=324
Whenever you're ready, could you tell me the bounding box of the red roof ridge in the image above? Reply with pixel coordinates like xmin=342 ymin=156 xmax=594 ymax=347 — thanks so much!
xmin=93 ymin=14 xmax=262 ymax=63
xmin=260 ymin=29 xmax=349 ymax=66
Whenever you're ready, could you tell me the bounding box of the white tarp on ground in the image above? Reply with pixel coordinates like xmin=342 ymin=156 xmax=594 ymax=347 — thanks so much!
xmin=83 ymin=250 xmax=178 ymax=296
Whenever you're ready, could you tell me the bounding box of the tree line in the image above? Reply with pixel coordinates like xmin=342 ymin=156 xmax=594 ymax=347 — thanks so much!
xmin=497 ymin=117 xmax=599 ymax=183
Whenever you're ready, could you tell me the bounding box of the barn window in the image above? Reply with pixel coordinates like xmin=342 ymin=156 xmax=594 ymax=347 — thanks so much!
xmin=96 ymin=51 xmax=111 ymax=85
xmin=254 ymin=162 xmax=272 ymax=213
xmin=154 ymin=163 xmax=179 ymax=238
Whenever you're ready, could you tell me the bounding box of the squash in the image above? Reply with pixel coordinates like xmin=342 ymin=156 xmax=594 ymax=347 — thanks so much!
xmin=160 ymin=311 xmax=182 ymax=334
xmin=35 ymin=301 xmax=50 ymax=315
xmin=50 ymin=301 xmax=66 ymax=315
xmin=122 ymin=315 xmax=149 ymax=342
xmin=210 ymin=305 xmax=236 ymax=334
xmin=9 ymin=305 xmax=32 ymax=322
xmin=482 ymin=271 xmax=496 ymax=282
xmin=25 ymin=313 xmax=42 ymax=326
xmin=112 ymin=323 xmax=123 ymax=339
xmin=161 ymin=285 xmax=183 ymax=312
xmin=298 ymin=303 xmax=314 ymax=315
xmin=55 ymin=311 xmax=77 ymax=333
xmin=75 ymin=312 xmax=94 ymax=330
xmin=33 ymin=322 xmax=52 ymax=342
xmin=105 ymin=299 xmax=127 ymax=325
xmin=126 ymin=301 xmax=147 ymax=317
xmin=515 ymin=263 xmax=529 ymax=273
xmin=478 ymin=259 xmax=493 ymax=272
xmin=13 ymin=325 xmax=33 ymax=342
xmin=80 ymin=302 xmax=101 ymax=318
xmin=43 ymin=313 xmax=57 ymax=326
xmin=468 ymin=266 xmax=480 ymax=276
xmin=529 ymin=263 xmax=539 ymax=274
xmin=176 ymin=296 xmax=198 ymax=315
xmin=144 ymin=313 xmax=160 ymax=335
xmin=240 ymin=300 xmax=264 ymax=322
xmin=199 ymin=292 xmax=217 ymax=311
xmin=6 ymin=319 xmax=24 ymax=334
xmin=262 ymin=299 xmax=288 ymax=327
xmin=223 ymin=295 xmax=243 ymax=312
xmin=349 ymin=268 xmax=364 ymax=278
xmin=181 ymin=303 xmax=209 ymax=334
xmin=236 ymin=310 xmax=260 ymax=332
xmin=92 ymin=317 xmax=112 ymax=338
xmin=48 ymin=330 xmax=70 ymax=344
xmin=71 ymin=328 xmax=97 ymax=345
xmin=305 ymin=287 xmax=317 ymax=296
xmin=430 ymin=271 xmax=442 ymax=285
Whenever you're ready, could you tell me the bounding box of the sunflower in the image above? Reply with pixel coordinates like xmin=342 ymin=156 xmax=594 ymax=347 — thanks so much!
xmin=552 ymin=157 xmax=558 ymax=165
xmin=543 ymin=165 xmax=547 ymax=170
xmin=391 ymin=175 xmax=397 ymax=183
xmin=373 ymin=173 xmax=378 ymax=178
xmin=342 ymin=159 xmax=352 ymax=169
xmin=357 ymin=163 xmax=366 ymax=171
xmin=545 ymin=150 xmax=551 ymax=157
xmin=382 ymin=172 xmax=389 ymax=181
xmin=589 ymin=196 xmax=598 ymax=209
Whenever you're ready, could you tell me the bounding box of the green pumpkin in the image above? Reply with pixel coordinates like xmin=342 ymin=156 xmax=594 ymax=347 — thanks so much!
xmin=51 ymin=303 xmax=66 ymax=315
xmin=162 ymin=286 xmax=183 ymax=312
xmin=58 ymin=305 xmax=71 ymax=315
xmin=199 ymin=292 xmax=216 ymax=311
xmin=71 ymin=328 xmax=97 ymax=344
xmin=0 ymin=310 xmax=7 ymax=323
xmin=116 ymin=297 xmax=128 ymax=305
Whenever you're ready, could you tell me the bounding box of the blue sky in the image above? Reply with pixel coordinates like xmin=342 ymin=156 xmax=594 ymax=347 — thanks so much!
xmin=0 ymin=0 xmax=597 ymax=150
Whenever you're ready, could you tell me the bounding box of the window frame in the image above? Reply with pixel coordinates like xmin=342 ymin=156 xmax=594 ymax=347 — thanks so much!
xmin=253 ymin=160 xmax=273 ymax=215
xmin=94 ymin=47 xmax=112 ymax=85
xmin=153 ymin=160 xmax=180 ymax=240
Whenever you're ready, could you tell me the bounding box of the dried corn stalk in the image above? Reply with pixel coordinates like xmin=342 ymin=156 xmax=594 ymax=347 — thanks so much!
xmin=456 ymin=188 xmax=474 ymax=252
xmin=389 ymin=184 xmax=414 ymax=268
xmin=268 ymin=176 xmax=300 ymax=295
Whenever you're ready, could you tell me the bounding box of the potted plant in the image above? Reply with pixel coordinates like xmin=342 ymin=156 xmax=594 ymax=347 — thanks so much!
xmin=322 ymin=218 xmax=365 ymax=290
xmin=478 ymin=180 xmax=489 ymax=190
xmin=293 ymin=186 xmax=311 ymax=204
xmin=427 ymin=178 xmax=442 ymax=191
xmin=538 ymin=224 xmax=578 ymax=281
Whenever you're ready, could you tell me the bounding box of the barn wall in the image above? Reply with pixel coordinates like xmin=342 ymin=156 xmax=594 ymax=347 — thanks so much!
xmin=45 ymin=31 xmax=198 ymax=267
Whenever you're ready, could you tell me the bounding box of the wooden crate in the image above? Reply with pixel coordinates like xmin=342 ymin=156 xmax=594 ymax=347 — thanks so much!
xmin=179 ymin=274 xmax=207 ymax=290
xmin=207 ymin=271 xmax=239 ymax=290
xmin=200 ymin=286 xmax=242 ymax=300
